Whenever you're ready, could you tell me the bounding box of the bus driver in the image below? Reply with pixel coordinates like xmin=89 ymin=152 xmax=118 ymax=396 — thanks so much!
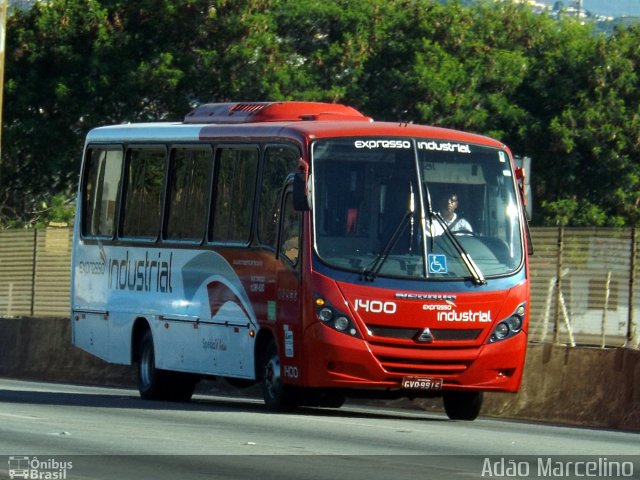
xmin=439 ymin=192 xmax=473 ymax=233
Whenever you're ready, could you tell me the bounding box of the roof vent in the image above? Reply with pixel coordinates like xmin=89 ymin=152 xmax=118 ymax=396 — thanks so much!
xmin=231 ymin=103 xmax=269 ymax=113
xmin=184 ymin=101 xmax=372 ymax=124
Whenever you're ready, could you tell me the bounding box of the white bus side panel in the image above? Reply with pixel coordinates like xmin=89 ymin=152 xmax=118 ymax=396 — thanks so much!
xmin=71 ymin=243 xmax=257 ymax=379
xmin=72 ymin=311 xmax=110 ymax=362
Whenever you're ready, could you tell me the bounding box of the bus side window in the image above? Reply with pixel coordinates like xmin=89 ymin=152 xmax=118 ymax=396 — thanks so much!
xmin=121 ymin=148 xmax=166 ymax=239
xmin=280 ymin=193 xmax=300 ymax=265
xmin=210 ymin=147 xmax=258 ymax=244
xmin=165 ymin=147 xmax=213 ymax=242
xmin=82 ymin=147 xmax=123 ymax=238
xmin=258 ymin=146 xmax=299 ymax=249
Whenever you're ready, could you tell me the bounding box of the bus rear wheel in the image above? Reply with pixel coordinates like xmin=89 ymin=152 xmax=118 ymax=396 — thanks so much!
xmin=262 ymin=340 xmax=297 ymax=412
xmin=443 ymin=391 xmax=483 ymax=421
xmin=137 ymin=330 xmax=197 ymax=402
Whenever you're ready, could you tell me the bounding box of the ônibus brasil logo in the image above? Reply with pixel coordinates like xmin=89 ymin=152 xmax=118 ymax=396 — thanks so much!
xmin=8 ymin=456 xmax=73 ymax=479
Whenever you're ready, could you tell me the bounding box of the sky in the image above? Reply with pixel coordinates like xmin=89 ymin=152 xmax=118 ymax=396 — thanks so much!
xmin=586 ymin=0 xmax=640 ymax=16
xmin=567 ymin=0 xmax=640 ymax=17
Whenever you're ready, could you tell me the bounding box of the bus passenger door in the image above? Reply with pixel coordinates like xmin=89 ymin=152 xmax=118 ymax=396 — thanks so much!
xmin=276 ymin=190 xmax=303 ymax=384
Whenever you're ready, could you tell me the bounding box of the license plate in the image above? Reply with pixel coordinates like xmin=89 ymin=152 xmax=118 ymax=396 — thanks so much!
xmin=402 ymin=376 xmax=443 ymax=390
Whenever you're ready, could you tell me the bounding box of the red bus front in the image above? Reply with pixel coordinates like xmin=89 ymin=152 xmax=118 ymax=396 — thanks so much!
xmin=279 ymin=133 xmax=530 ymax=420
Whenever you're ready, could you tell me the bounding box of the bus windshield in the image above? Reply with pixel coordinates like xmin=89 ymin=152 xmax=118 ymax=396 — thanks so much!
xmin=311 ymin=138 xmax=524 ymax=280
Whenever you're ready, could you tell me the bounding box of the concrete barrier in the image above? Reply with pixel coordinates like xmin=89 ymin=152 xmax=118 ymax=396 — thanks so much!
xmin=0 ymin=317 xmax=638 ymax=430
xmin=0 ymin=317 xmax=134 ymax=386
xmin=481 ymin=344 xmax=640 ymax=430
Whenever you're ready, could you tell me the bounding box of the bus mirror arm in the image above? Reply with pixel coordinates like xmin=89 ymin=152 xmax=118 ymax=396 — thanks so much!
xmin=515 ymin=167 xmax=534 ymax=255
xmin=293 ymin=158 xmax=310 ymax=211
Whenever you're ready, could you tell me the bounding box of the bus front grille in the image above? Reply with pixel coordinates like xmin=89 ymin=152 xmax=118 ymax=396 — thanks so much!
xmin=367 ymin=325 xmax=482 ymax=342
xmin=368 ymin=344 xmax=478 ymax=376
xmin=377 ymin=356 xmax=471 ymax=375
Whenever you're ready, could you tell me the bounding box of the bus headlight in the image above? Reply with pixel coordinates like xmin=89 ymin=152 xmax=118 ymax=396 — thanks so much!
xmin=488 ymin=303 xmax=526 ymax=343
xmin=314 ymin=296 xmax=360 ymax=338
xmin=334 ymin=316 xmax=350 ymax=331
xmin=493 ymin=323 xmax=509 ymax=340
xmin=318 ymin=307 xmax=333 ymax=322
xmin=506 ymin=315 xmax=523 ymax=332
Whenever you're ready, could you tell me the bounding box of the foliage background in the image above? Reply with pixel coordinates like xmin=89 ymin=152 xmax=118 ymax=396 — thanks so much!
xmin=1 ymin=0 xmax=639 ymax=228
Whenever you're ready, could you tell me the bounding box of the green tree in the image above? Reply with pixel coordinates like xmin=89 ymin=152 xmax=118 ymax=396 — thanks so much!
xmin=2 ymin=0 xmax=640 ymax=228
xmin=268 ymin=0 xmax=391 ymax=103
xmin=360 ymin=1 xmax=534 ymax=137
xmin=2 ymin=0 xmax=226 ymax=226
xmin=546 ymin=26 xmax=640 ymax=226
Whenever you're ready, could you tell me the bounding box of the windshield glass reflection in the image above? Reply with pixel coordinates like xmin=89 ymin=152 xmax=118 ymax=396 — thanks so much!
xmin=311 ymin=138 xmax=523 ymax=280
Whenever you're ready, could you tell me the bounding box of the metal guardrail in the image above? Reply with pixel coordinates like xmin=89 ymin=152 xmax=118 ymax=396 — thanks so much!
xmin=0 ymin=226 xmax=637 ymax=348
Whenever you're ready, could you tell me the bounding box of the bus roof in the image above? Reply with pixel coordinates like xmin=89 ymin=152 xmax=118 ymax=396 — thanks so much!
xmin=85 ymin=102 xmax=506 ymax=149
xmin=183 ymin=101 xmax=372 ymax=124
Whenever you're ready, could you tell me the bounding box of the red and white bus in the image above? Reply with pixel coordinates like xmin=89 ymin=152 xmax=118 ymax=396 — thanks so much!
xmin=71 ymin=101 xmax=531 ymax=420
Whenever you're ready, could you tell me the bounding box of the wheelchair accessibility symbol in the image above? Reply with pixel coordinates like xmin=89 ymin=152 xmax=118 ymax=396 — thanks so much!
xmin=428 ymin=254 xmax=448 ymax=274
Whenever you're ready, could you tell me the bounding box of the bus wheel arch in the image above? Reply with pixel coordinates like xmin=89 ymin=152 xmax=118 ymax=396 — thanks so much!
xmin=133 ymin=319 xmax=197 ymax=402
xmin=254 ymin=328 xmax=274 ymax=382
xmin=131 ymin=317 xmax=151 ymax=364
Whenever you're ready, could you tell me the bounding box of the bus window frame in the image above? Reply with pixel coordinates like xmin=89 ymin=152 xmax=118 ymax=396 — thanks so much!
xmin=80 ymin=143 xmax=125 ymax=242
xmin=257 ymin=143 xmax=303 ymax=252
xmin=161 ymin=143 xmax=215 ymax=246
xmin=118 ymin=144 xmax=169 ymax=244
xmin=207 ymin=143 xmax=261 ymax=247
xmin=277 ymin=187 xmax=302 ymax=268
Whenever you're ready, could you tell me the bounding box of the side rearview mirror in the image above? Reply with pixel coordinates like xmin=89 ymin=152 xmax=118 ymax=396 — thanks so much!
xmin=515 ymin=166 xmax=534 ymax=255
xmin=515 ymin=167 xmax=526 ymax=207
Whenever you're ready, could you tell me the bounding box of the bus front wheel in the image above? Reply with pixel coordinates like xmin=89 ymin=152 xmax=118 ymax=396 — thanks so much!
xmin=443 ymin=391 xmax=483 ymax=421
xmin=262 ymin=339 xmax=297 ymax=411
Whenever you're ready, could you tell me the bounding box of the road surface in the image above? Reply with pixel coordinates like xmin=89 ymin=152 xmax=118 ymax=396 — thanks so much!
xmin=0 ymin=378 xmax=637 ymax=479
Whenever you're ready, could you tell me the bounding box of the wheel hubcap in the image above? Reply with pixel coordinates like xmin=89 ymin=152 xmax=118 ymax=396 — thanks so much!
xmin=140 ymin=345 xmax=153 ymax=388
xmin=264 ymin=356 xmax=280 ymax=398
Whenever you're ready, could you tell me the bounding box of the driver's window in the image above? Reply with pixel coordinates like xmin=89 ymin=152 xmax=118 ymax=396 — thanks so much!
xmin=280 ymin=193 xmax=300 ymax=265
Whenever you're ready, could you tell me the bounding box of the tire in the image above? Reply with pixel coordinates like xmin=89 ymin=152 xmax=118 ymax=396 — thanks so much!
xmin=261 ymin=339 xmax=297 ymax=411
xmin=137 ymin=330 xmax=164 ymax=400
xmin=136 ymin=330 xmax=197 ymax=402
xmin=164 ymin=372 xmax=198 ymax=402
xmin=443 ymin=391 xmax=483 ymax=421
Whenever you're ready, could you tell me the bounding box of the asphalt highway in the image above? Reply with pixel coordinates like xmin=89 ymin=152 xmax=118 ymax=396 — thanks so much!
xmin=0 ymin=379 xmax=637 ymax=479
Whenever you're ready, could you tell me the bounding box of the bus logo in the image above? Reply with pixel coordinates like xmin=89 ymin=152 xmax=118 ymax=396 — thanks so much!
xmin=8 ymin=456 xmax=29 ymax=479
xmin=415 ymin=328 xmax=435 ymax=343
xmin=8 ymin=456 xmax=73 ymax=479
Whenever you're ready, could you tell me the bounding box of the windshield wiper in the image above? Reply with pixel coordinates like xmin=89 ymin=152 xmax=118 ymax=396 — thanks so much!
xmin=431 ymin=212 xmax=486 ymax=285
xmin=422 ymin=182 xmax=485 ymax=285
xmin=362 ymin=184 xmax=415 ymax=282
